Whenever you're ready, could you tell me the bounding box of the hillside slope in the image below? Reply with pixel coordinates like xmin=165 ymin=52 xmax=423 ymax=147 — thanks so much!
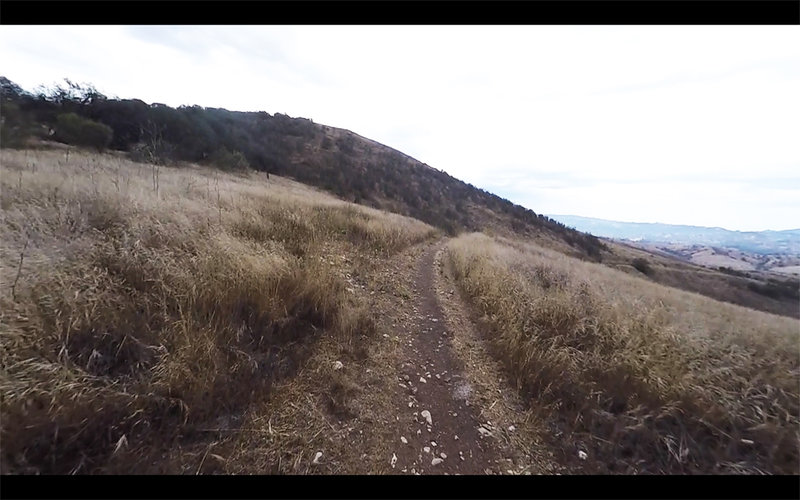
xmin=0 ymin=148 xmax=437 ymax=473
xmin=3 ymin=77 xmax=795 ymax=319
xmin=0 ymin=77 xmax=605 ymax=260
xmin=444 ymin=233 xmax=799 ymax=474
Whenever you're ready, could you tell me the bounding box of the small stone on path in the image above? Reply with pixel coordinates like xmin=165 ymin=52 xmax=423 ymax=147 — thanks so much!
xmin=420 ymin=410 xmax=432 ymax=425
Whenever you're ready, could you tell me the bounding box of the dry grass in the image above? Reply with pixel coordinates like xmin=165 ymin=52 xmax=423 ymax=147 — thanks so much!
xmin=0 ymin=147 xmax=437 ymax=474
xmin=445 ymin=233 xmax=799 ymax=474
xmin=210 ymin=240 xmax=437 ymax=475
xmin=433 ymin=247 xmax=562 ymax=475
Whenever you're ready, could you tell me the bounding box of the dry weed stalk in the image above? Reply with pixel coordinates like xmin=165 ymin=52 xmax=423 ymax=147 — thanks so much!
xmin=10 ymin=232 xmax=29 ymax=302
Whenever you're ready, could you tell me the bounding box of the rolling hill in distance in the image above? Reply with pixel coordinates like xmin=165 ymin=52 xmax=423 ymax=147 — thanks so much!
xmin=549 ymin=214 xmax=800 ymax=277
xmin=547 ymin=215 xmax=800 ymax=255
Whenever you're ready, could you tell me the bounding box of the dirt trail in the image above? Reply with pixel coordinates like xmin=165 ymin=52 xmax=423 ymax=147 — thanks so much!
xmin=231 ymin=236 xmax=554 ymax=475
xmin=389 ymin=241 xmax=503 ymax=474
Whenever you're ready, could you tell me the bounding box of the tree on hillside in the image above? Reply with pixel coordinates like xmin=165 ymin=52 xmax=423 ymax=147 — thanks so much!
xmin=36 ymin=78 xmax=106 ymax=109
xmin=54 ymin=113 xmax=113 ymax=151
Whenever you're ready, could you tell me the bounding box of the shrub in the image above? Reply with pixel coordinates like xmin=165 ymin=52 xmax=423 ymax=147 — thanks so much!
xmin=208 ymin=148 xmax=250 ymax=171
xmin=632 ymin=257 xmax=652 ymax=275
xmin=748 ymin=279 xmax=800 ymax=301
xmin=0 ymin=101 xmax=47 ymax=149
xmin=54 ymin=113 xmax=112 ymax=151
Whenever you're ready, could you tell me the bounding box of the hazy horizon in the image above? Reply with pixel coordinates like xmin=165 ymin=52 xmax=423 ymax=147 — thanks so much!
xmin=547 ymin=214 xmax=800 ymax=233
xmin=2 ymin=26 xmax=798 ymax=231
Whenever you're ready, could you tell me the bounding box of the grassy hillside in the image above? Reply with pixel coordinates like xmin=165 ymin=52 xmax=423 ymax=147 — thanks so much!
xmin=0 ymin=77 xmax=605 ymax=259
xmin=444 ymin=233 xmax=799 ymax=474
xmin=6 ymin=78 xmax=797 ymax=321
xmin=0 ymin=148 xmax=436 ymax=473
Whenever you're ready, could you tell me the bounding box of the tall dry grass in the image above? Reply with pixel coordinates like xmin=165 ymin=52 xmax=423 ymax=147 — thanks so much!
xmin=0 ymin=148 xmax=436 ymax=473
xmin=445 ymin=233 xmax=799 ymax=474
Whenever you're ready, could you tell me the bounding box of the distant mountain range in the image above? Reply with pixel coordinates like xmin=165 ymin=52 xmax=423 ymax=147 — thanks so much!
xmin=547 ymin=215 xmax=800 ymax=255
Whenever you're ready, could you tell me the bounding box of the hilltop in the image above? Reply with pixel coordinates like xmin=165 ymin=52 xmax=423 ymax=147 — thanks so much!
xmin=0 ymin=76 xmax=605 ymax=260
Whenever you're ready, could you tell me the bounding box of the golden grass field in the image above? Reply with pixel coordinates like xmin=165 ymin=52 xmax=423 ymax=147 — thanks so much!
xmin=0 ymin=148 xmax=436 ymax=473
xmin=2 ymin=146 xmax=798 ymax=476
xmin=444 ymin=233 xmax=799 ymax=474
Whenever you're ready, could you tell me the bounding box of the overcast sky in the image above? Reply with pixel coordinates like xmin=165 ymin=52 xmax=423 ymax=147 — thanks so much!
xmin=2 ymin=26 xmax=798 ymax=231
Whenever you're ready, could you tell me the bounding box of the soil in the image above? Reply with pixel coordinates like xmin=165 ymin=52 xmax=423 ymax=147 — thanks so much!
xmin=216 ymin=237 xmax=558 ymax=475
xmin=388 ymin=241 xmax=503 ymax=474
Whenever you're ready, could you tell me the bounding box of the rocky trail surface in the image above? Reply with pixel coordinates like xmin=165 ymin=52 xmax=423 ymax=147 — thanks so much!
xmin=227 ymin=237 xmax=558 ymax=475
xmin=389 ymin=242 xmax=502 ymax=474
xmin=371 ymin=239 xmax=558 ymax=475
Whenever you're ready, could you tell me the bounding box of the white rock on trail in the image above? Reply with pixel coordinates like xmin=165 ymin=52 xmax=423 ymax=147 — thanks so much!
xmin=419 ymin=377 xmax=427 ymax=384
xmin=440 ymin=453 xmax=447 ymax=459
xmin=508 ymin=425 xmax=516 ymax=432
xmin=420 ymin=410 xmax=432 ymax=425
xmin=333 ymin=361 xmax=343 ymax=371
xmin=578 ymin=450 xmax=588 ymax=460
xmin=431 ymin=457 xmax=443 ymax=466
xmin=478 ymin=426 xmax=492 ymax=437
xmin=313 ymin=451 xmax=323 ymax=464
xmin=391 ymin=453 xmax=398 ymax=468
xmin=401 ymin=436 xmax=408 ymax=444
xmin=423 ymin=446 xmax=431 ymax=453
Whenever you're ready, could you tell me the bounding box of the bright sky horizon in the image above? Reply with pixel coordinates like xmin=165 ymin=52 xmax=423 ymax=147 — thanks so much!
xmin=2 ymin=26 xmax=798 ymax=231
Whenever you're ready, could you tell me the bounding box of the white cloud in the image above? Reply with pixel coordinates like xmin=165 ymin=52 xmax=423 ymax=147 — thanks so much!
xmin=1 ymin=25 xmax=797 ymax=230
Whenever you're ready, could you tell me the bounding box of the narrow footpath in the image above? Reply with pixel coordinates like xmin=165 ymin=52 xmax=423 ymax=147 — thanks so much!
xmin=389 ymin=242 xmax=502 ymax=474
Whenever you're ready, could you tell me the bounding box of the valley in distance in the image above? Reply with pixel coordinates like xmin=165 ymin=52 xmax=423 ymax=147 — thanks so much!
xmin=549 ymin=214 xmax=800 ymax=276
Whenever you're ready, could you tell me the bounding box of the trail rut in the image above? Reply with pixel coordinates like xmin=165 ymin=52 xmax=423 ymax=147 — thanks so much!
xmin=389 ymin=241 xmax=503 ymax=474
